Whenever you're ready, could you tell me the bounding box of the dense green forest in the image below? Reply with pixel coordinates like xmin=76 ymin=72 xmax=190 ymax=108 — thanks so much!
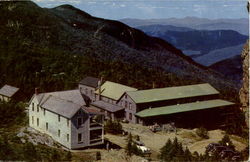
xmin=0 ymin=38 xmax=239 ymax=103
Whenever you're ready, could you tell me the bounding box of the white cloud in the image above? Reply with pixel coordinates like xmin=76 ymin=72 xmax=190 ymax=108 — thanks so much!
xmin=34 ymin=0 xmax=80 ymax=4
xmin=120 ymin=4 xmax=126 ymax=7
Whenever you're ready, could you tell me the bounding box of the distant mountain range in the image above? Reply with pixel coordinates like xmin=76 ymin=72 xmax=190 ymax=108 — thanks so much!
xmin=137 ymin=24 xmax=248 ymax=57
xmin=120 ymin=17 xmax=249 ymax=35
xmin=0 ymin=1 xmax=238 ymax=96
xmin=194 ymin=44 xmax=245 ymax=66
xmin=121 ymin=17 xmax=248 ymax=83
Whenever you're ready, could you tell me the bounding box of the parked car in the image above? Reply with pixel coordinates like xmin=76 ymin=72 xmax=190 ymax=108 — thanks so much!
xmin=219 ymin=149 xmax=240 ymax=159
xmin=231 ymin=155 xmax=241 ymax=161
xmin=149 ymin=124 xmax=161 ymax=132
xmin=211 ymin=146 xmax=228 ymax=154
xmin=134 ymin=140 xmax=151 ymax=154
xmin=206 ymin=143 xmax=221 ymax=152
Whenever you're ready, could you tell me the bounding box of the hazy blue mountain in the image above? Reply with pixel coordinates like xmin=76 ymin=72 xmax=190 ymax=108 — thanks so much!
xmin=194 ymin=44 xmax=245 ymax=66
xmin=137 ymin=25 xmax=248 ymax=56
xmin=120 ymin=17 xmax=249 ymax=35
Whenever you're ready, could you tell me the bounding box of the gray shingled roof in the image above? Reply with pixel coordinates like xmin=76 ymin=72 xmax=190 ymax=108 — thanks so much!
xmin=40 ymin=95 xmax=82 ymax=118
xmin=79 ymin=76 xmax=100 ymax=88
xmin=0 ymin=85 xmax=19 ymax=97
xmin=36 ymin=89 xmax=86 ymax=106
xmin=91 ymin=100 xmax=124 ymax=112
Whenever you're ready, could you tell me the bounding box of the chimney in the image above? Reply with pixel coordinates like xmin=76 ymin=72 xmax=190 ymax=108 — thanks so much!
xmin=35 ymin=88 xmax=39 ymax=95
xmin=98 ymin=77 xmax=103 ymax=100
xmin=152 ymin=82 xmax=155 ymax=89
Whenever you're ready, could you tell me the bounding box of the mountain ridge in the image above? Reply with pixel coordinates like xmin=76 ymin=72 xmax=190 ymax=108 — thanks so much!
xmin=120 ymin=17 xmax=249 ymax=35
xmin=0 ymin=1 xmax=238 ymax=99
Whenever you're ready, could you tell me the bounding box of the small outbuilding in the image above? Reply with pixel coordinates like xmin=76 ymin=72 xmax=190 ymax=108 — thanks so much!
xmin=0 ymin=84 xmax=20 ymax=102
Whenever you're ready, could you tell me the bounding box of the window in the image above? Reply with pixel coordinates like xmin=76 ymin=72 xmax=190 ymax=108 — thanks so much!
xmin=58 ymin=129 xmax=60 ymax=137
xmin=46 ymin=122 xmax=48 ymax=131
xmin=129 ymin=113 xmax=132 ymax=120
xmin=67 ymin=119 xmax=69 ymax=127
xmin=32 ymin=103 xmax=34 ymax=111
xmin=43 ymin=109 xmax=46 ymax=116
xmin=85 ymin=88 xmax=88 ymax=95
xmin=129 ymin=103 xmax=132 ymax=110
xmin=37 ymin=105 xmax=39 ymax=112
xmin=67 ymin=134 xmax=69 ymax=142
xmin=32 ymin=116 xmax=34 ymax=124
xmin=78 ymin=133 xmax=82 ymax=142
xmin=90 ymin=90 xmax=93 ymax=95
xmin=58 ymin=115 xmax=60 ymax=122
xmin=125 ymin=101 xmax=128 ymax=108
xmin=77 ymin=118 xmax=82 ymax=127
xmin=78 ymin=110 xmax=81 ymax=115
xmin=125 ymin=94 xmax=127 ymax=99
xmin=37 ymin=118 xmax=39 ymax=126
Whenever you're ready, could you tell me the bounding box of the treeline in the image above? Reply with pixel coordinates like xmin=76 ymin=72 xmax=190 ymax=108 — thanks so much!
xmin=159 ymin=136 xmax=249 ymax=162
xmin=0 ymin=39 xmax=239 ymax=103
xmin=0 ymin=37 xmax=203 ymax=100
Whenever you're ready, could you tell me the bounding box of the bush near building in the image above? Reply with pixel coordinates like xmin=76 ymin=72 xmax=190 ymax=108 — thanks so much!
xmin=196 ymin=127 xmax=209 ymax=139
xmin=104 ymin=120 xmax=123 ymax=135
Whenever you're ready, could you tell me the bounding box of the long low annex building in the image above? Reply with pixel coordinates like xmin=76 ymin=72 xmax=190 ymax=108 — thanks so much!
xmin=80 ymin=76 xmax=235 ymax=127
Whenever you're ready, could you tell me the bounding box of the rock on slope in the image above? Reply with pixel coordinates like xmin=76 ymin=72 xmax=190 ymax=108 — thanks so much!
xmin=239 ymin=40 xmax=249 ymax=127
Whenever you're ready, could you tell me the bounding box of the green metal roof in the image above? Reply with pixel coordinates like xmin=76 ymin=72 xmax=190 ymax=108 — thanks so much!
xmin=127 ymin=83 xmax=219 ymax=104
xmin=136 ymin=99 xmax=234 ymax=118
xmin=95 ymin=81 xmax=137 ymax=100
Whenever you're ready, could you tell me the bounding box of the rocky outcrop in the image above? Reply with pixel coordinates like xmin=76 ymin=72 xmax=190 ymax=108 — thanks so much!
xmin=239 ymin=40 xmax=249 ymax=127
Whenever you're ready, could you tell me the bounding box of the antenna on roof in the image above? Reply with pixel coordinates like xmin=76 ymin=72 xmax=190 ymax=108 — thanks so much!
xmin=35 ymin=88 xmax=39 ymax=95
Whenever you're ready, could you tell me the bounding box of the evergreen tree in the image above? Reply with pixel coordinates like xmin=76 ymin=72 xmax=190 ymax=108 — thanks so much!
xmin=125 ymin=133 xmax=133 ymax=156
xmin=219 ymin=134 xmax=235 ymax=151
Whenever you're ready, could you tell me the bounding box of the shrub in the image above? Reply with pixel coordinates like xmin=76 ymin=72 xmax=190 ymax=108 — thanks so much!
xmin=196 ymin=127 xmax=209 ymax=139
xmin=219 ymin=134 xmax=235 ymax=151
xmin=96 ymin=151 xmax=101 ymax=160
xmin=104 ymin=120 xmax=123 ymax=135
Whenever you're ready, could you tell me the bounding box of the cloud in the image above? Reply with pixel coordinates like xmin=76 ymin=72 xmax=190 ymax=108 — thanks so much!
xmin=120 ymin=4 xmax=126 ymax=7
xmin=34 ymin=0 xmax=80 ymax=4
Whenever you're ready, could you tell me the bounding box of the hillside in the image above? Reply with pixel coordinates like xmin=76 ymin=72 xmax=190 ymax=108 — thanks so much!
xmin=0 ymin=1 xmax=238 ymax=100
xmin=120 ymin=17 xmax=249 ymax=35
xmin=209 ymin=55 xmax=243 ymax=84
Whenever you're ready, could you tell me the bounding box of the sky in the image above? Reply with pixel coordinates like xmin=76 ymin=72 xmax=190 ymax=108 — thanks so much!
xmin=34 ymin=0 xmax=249 ymax=20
